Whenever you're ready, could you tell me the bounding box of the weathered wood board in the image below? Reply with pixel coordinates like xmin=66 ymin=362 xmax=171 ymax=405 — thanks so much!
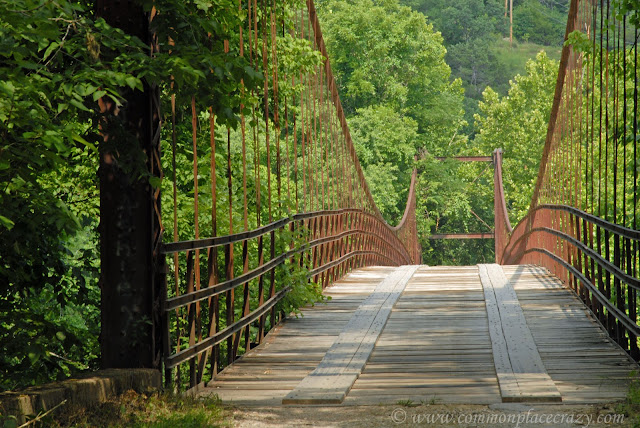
xmin=282 ymin=265 xmax=419 ymax=404
xmin=479 ymin=263 xmax=561 ymax=402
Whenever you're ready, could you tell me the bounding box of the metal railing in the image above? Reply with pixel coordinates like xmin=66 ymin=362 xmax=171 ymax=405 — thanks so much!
xmin=158 ymin=0 xmax=421 ymax=391
xmin=496 ymin=0 xmax=640 ymax=359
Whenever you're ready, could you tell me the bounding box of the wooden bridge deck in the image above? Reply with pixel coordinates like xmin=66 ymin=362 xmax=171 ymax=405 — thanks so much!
xmin=203 ymin=265 xmax=638 ymax=406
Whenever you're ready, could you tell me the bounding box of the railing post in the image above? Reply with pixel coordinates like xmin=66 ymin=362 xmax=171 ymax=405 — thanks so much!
xmin=493 ymin=148 xmax=510 ymax=264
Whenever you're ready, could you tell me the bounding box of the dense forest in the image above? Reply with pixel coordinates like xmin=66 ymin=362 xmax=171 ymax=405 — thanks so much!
xmin=402 ymin=0 xmax=565 ymax=133
xmin=1 ymin=0 xmax=564 ymax=391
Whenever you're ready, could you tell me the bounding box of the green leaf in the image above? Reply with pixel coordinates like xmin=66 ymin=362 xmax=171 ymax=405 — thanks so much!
xmin=76 ymin=83 xmax=98 ymax=97
xmin=42 ymin=41 xmax=59 ymax=61
xmin=0 ymin=81 xmax=15 ymax=97
xmin=56 ymin=331 xmax=66 ymax=341
xmin=148 ymin=176 xmax=162 ymax=188
xmin=194 ymin=0 xmax=213 ymax=11
xmin=0 ymin=215 xmax=15 ymax=230
xmin=92 ymin=90 xmax=107 ymax=101
xmin=564 ymin=30 xmax=592 ymax=55
xmin=72 ymin=134 xmax=97 ymax=152
xmin=22 ymin=131 xmax=38 ymax=139
xmin=124 ymin=76 xmax=139 ymax=90
xmin=28 ymin=351 xmax=40 ymax=364
xmin=69 ymin=98 xmax=90 ymax=112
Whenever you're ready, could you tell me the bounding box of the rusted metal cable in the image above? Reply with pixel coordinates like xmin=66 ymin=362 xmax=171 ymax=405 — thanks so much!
xmin=497 ymin=0 xmax=640 ymax=359
xmin=160 ymin=0 xmax=421 ymax=391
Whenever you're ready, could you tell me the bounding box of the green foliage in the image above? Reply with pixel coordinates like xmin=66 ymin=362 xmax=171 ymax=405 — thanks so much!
xmin=0 ymin=0 xmax=167 ymax=389
xmin=513 ymin=0 xmax=566 ymax=46
xmin=0 ymin=0 xmax=156 ymax=176
xmin=400 ymin=0 xmax=508 ymax=135
xmin=612 ymin=0 xmax=640 ymax=27
xmin=316 ymin=0 xmax=465 ymax=225
xmin=565 ymin=30 xmax=592 ymax=55
xmin=400 ymin=0 xmax=566 ymax=137
xmin=150 ymin=0 xmax=265 ymax=128
xmin=436 ymin=0 xmax=504 ymax=46
xmin=317 ymin=0 xmax=464 ymax=139
xmin=349 ymin=105 xmax=418 ymax=223
xmin=273 ymin=214 xmax=329 ymax=319
xmin=473 ymin=51 xmax=558 ymax=224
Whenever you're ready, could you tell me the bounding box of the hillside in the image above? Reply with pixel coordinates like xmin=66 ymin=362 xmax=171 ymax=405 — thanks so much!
xmin=400 ymin=0 xmax=567 ymax=135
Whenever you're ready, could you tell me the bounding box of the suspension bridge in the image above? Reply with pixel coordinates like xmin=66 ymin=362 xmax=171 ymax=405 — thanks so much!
xmin=93 ymin=0 xmax=640 ymax=407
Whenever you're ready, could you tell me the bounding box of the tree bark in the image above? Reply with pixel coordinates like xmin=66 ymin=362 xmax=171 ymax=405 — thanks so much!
xmin=95 ymin=0 xmax=157 ymax=369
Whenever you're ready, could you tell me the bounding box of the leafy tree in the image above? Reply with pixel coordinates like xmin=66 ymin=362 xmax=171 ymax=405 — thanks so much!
xmin=315 ymin=0 xmax=465 ymax=227
xmin=400 ymin=0 xmax=509 ymax=136
xmin=447 ymin=36 xmax=508 ymax=100
xmin=473 ymin=51 xmax=558 ymax=224
xmin=513 ymin=0 xmax=566 ymax=46
xmin=437 ymin=0 xmax=505 ymax=46
xmin=401 ymin=0 xmax=565 ymax=137
xmin=349 ymin=105 xmax=418 ymax=222
xmin=315 ymin=0 xmax=464 ymax=144
xmin=0 ymin=0 xmax=265 ymax=389
xmin=0 ymin=0 xmax=155 ymax=390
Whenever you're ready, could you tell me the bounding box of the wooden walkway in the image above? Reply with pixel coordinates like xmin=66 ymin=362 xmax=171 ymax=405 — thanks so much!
xmin=203 ymin=265 xmax=637 ymax=406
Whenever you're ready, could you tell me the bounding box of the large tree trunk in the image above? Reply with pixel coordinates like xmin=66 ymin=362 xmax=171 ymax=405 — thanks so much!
xmin=95 ymin=0 xmax=162 ymax=370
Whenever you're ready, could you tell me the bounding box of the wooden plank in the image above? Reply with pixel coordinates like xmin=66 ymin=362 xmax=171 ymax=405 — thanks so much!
xmin=282 ymin=265 xmax=419 ymax=404
xmin=479 ymin=264 xmax=561 ymax=403
xmin=479 ymin=264 xmax=519 ymax=400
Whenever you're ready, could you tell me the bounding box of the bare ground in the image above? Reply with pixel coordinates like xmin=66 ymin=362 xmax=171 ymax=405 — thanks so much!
xmin=228 ymin=403 xmax=634 ymax=428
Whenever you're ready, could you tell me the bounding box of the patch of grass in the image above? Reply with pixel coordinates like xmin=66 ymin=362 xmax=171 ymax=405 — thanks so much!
xmin=39 ymin=390 xmax=231 ymax=428
xmin=396 ymin=399 xmax=418 ymax=407
xmin=423 ymin=395 xmax=441 ymax=405
xmin=492 ymin=37 xmax=562 ymax=83
xmin=616 ymin=371 xmax=640 ymax=428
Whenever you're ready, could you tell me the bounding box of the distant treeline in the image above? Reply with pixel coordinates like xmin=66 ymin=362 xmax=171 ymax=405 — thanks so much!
xmin=401 ymin=0 xmax=567 ymax=134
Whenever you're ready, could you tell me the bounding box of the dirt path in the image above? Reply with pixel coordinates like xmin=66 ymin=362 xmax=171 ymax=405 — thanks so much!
xmin=228 ymin=403 xmax=632 ymax=427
